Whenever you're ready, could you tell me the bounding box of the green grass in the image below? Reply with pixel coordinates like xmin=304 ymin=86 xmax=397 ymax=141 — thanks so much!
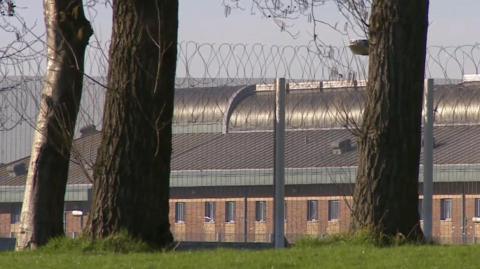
xmin=1 ymin=236 xmax=480 ymax=269
xmin=40 ymin=232 xmax=153 ymax=254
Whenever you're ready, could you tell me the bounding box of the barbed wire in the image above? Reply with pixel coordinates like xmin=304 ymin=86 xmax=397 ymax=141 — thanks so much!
xmin=1 ymin=40 xmax=480 ymax=244
xmin=176 ymin=41 xmax=368 ymax=87
xmin=1 ymin=41 xmax=480 ymax=162
xmin=426 ymin=44 xmax=480 ymax=81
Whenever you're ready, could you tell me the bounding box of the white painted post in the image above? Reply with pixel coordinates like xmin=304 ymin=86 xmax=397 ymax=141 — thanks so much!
xmin=274 ymin=78 xmax=286 ymax=248
xmin=423 ymin=78 xmax=434 ymax=242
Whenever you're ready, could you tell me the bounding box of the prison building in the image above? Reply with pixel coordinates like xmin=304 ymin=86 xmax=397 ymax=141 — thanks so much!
xmin=1 ymin=79 xmax=480 ymax=243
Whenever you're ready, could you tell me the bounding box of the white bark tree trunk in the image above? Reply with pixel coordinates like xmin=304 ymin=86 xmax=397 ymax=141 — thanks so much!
xmin=16 ymin=0 xmax=92 ymax=250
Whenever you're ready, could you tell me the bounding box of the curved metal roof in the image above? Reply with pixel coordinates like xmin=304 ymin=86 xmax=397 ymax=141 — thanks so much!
xmin=20 ymin=81 xmax=466 ymax=134
xmin=227 ymin=82 xmax=480 ymax=131
xmin=228 ymin=88 xmax=365 ymax=131
xmin=434 ymin=83 xmax=480 ymax=125
xmin=173 ymin=86 xmax=243 ymax=125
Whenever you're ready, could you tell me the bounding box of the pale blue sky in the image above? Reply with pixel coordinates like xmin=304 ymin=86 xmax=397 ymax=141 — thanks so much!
xmin=2 ymin=0 xmax=480 ymax=47
xmin=1 ymin=0 xmax=479 ymax=162
xmin=179 ymin=0 xmax=480 ymax=46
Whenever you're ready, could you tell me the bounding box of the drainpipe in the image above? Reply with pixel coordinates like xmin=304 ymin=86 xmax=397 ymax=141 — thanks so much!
xmin=273 ymin=78 xmax=286 ymax=248
xmin=462 ymin=182 xmax=466 ymax=243
xmin=423 ymin=79 xmax=434 ymax=242
xmin=244 ymin=194 xmax=248 ymax=242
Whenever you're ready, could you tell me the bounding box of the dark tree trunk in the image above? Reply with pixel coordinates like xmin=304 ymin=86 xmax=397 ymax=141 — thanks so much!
xmin=16 ymin=0 xmax=92 ymax=250
xmin=352 ymin=0 xmax=429 ymax=241
xmin=86 ymin=0 xmax=178 ymax=248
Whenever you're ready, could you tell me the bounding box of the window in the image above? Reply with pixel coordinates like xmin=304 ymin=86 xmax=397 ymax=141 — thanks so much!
xmin=255 ymin=201 xmax=267 ymax=222
xmin=307 ymin=200 xmax=318 ymax=221
xmin=440 ymin=199 xmax=452 ymax=220
xmin=475 ymin=198 xmax=480 ymax=218
xmin=204 ymin=202 xmax=216 ymax=223
xmin=63 ymin=211 xmax=67 ymax=231
xmin=418 ymin=199 xmax=423 ymax=220
xmin=10 ymin=205 xmax=21 ymax=224
xmin=225 ymin=201 xmax=236 ymax=223
xmin=328 ymin=200 xmax=340 ymax=221
xmin=175 ymin=202 xmax=185 ymax=223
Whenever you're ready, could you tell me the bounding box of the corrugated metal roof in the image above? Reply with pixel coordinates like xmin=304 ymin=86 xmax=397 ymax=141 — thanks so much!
xmin=173 ymin=86 xmax=243 ymax=125
xmin=229 ymin=82 xmax=480 ymax=131
xmin=229 ymin=88 xmax=364 ymax=131
xmin=2 ymin=125 xmax=480 ymax=187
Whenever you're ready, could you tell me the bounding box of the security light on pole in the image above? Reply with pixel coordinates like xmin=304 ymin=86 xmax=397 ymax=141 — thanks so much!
xmin=348 ymin=39 xmax=369 ymax=56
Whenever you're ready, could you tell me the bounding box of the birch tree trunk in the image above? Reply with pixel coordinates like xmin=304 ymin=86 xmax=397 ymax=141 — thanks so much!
xmin=16 ymin=0 xmax=92 ymax=250
xmin=86 ymin=0 xmax=178 ymax=248
xmin=352 ymin=0 xmax=429 ymax=241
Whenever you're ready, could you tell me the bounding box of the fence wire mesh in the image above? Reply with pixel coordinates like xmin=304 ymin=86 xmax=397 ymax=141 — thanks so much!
xmin=1 ymin=41 xmax=480 ymax=245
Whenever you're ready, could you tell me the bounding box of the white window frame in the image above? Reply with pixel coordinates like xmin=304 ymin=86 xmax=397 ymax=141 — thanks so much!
xmin=175 ymin=202 xmax=185 ymax=223
xmin=307 ymin=200 xmax=318 ymax=222
xmin=255 ymin=201 xmax=267 ymax=222
xmin=204 ymin=201 xmax=216 ymax=223
xmin=328 ymin=200 xmax=340 ymax=221
xmin=440 ymin=198 xmax=452 ymax=221
xmin=225 ymin=201 xmax=236 ymax=223
xmin=475 ymin=198 xmax=480 ymax=218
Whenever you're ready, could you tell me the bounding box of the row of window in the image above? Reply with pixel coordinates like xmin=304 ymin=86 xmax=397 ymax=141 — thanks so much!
xmin=177 ymin=198 xmax=480 ymax=224
xmin=174 ymin=200 xmax=341 ymax=223
xmin=418 ymin=198 xmax=455 ymax=221
xmin=175 ymin=201 xmax=239 ymax=223
xmin=307 ymin=200 xmax=340 ymax=221
xmin=418 ymin=198 xmax=480 ymax=220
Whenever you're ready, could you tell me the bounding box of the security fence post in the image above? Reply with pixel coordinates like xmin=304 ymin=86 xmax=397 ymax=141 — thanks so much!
xmin=423 ymin=78 xmax=434 ymax=242
xmin=274 ymin=78 xmax=286 ymax=248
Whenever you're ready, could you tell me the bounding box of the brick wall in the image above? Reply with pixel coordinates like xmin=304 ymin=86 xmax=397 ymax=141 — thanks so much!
xmin=167 ymin=195 xmax=480 ymax=243
xmin=169 ymin=196 xmax=352 ymax=243
xmin=0 ymin=213 xmax=11 ymax=237
xmin=64 ymin=201 xmax=90 ymax=238
xmin=1 ymin=195 xmax=480 ymax=243
xmin=0 ymin=203 xmax=20 ymax=238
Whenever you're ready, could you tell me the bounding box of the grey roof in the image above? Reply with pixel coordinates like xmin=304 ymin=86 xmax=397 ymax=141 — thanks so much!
xmin=172 ymin=125 xmax=480 ymax=170
xmin=2 ymin=125 xmax=480 ymax=187
xmin=2 ymin=81 xmax=480 ymax=188
xmin=228 ymin=82 xmax=480 ymax=131
xmin=229 ymin=88 xmax=364 ymax=131
xmin=3 ymin=80 xmax=480 ymax=164
xmin=0 ymin=132 xmax=100 ymax=186
xmin=174 ymin=86 xmax=244 ymax=125
xmin=434 ymin=82 xmax=480 ymax=125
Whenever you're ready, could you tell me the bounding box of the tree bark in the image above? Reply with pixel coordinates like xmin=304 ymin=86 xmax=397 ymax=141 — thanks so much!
xmin=16 ymin=0 xmax=92 ymax=250
xmin=352 ymin=0 xmax=429 ymax=241
xmin=86 ymin=0 xmax=178 ymax=248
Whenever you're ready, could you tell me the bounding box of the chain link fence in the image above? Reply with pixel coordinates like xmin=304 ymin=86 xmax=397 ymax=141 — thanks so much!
xmin=1 ymin=41 xmax=480 ymax=246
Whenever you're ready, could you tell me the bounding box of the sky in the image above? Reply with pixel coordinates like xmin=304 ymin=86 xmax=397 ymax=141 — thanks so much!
xmin=179 ymin=1 xmax=477 ymax=46
xmin=179 ymin=0 xmax=480 ymax=46
xmin=1 ymin=0 xmax=477 ymax=81
xmin=2 ymin=0 xmax=480 ymax=47
xmin=1 ymin=0 xmax=480 ymax=162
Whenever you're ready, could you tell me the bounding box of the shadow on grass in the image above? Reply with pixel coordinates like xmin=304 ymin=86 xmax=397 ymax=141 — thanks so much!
xmin=38 ymin=229 xmax=436 ymax=255
xmin=294 ymin=230 xmax=431 ymax=249
xmin=40 ymin=231 xmax=156 ymax=254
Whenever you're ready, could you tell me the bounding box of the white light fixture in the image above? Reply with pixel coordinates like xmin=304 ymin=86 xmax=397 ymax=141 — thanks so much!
xmin=72 ymin=210 xmax=83 ymax=216
xmin=463 ymin=74 xmax=480 ymax=82
xmin=348 ymin=39 xmax=369 ymax=56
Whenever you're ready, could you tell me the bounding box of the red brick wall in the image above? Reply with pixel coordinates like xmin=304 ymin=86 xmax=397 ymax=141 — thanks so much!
xmin=1 ymin=195 xmax=479 ymax=243
xmin=64 ymin=212 xmax=88 ymax=237
xmin=169 ymin=196 xmax=353 ymax=243
xmin=0 ymin=213 xmax=11 ymax=237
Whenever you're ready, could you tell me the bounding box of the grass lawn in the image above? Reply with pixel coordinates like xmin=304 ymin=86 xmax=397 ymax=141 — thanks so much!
xmin=1 ymin=239 xmax=479 ymax=269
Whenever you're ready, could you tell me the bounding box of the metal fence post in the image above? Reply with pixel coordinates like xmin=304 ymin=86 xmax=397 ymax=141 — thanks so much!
xmin=244 ymin=194 xmax=248 ymax=242
xmin=274 ymin=78 xmax=286 ymax=248
xmin=423 ymin=78 xmax=434 ymax=242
